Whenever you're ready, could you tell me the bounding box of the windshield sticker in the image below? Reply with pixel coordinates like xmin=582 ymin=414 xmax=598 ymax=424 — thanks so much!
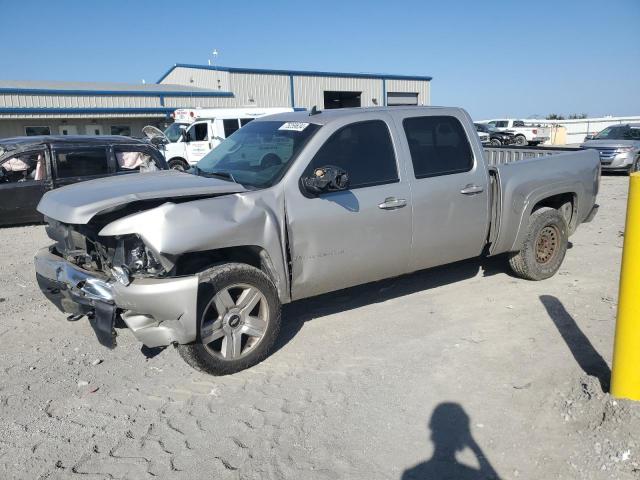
xmin=279 ymin=122 xmax=310 ymax=132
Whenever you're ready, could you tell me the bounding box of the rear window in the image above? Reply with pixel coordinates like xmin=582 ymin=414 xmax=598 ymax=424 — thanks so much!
xmin=55 ymin=148 xmax=109 ymax=178
xmin=403 ymin=116 xmax=474 ymax=178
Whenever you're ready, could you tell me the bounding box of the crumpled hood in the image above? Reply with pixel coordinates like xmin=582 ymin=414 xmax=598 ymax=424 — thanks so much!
xmin=37 ymin=170 xmax=247 ymax=224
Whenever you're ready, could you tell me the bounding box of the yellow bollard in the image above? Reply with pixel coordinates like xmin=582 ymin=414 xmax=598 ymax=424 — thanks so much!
xmin=611 ymin=172 xmax=640 ymax=400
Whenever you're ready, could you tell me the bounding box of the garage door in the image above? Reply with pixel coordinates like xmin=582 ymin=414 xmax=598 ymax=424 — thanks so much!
xmin=387 ymin=92 xmax=418 ymax=106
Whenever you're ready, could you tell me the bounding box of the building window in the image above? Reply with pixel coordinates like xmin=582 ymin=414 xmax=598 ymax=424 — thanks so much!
xmin=111 ymin=125 xmax=132 ymax=136
xmin=25 ymin=126 xmax=51 ymax=136
xmin=323 ymin=91 xmax=361 ymax=109
xmin=387 ymin=92 xmax=419 ymax=106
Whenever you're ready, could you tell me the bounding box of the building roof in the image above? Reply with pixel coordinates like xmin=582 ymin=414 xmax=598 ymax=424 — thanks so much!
xmin=0 ymin=79 xmax=233 ymax=97
xmin=158 ymin=64 xmax=433 ymax=83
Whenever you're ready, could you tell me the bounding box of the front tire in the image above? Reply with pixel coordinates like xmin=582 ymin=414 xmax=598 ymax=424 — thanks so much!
xmin=508 ymin=207 xmax=568 ymax=281
xmin=177 ymin=263 xmax=281 ymax=375
xmin=490 ymin=138 xmax=502 ymax=146
xmin=168 ymin=158 xmax=189 ymax=171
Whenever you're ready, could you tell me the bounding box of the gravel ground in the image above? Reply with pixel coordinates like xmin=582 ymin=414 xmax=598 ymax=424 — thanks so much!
xmin=0 ymin=175 xmax=637 ymax=479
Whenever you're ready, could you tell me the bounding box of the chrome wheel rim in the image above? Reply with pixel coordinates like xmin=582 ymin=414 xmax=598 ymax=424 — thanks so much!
xmin=201 ymin=283 xmax=269 ymax=360
xmin=535 ymin=225 xmax=560 ymax=264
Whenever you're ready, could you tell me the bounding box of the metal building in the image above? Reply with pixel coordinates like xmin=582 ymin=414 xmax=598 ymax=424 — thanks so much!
xmin=0 ymin=65 xmax=432 ymax=139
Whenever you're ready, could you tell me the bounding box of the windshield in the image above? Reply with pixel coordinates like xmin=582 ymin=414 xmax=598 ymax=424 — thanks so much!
xmin=164 ymin=123 xmax=188 ymax=142
xmin=195 ymin=120 xmax=320 ymax=188
xmin=594 ymin=125 xmax=640 ymax=141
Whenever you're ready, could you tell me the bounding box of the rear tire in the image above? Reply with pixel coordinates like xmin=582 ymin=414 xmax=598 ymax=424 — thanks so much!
xmin=177 ymin=263 xmax=281 ymax=375
xmin=515 ymin=135 xmax=528 ymax=146
xmin=508 ymin=207 xmax=568 ymax=281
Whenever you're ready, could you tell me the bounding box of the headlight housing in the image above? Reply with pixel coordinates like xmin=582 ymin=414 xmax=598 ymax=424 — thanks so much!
xmin=111 ymin=235 xmax=165 ymax=281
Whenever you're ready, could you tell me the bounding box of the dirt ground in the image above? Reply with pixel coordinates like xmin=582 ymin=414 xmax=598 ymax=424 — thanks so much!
xmin=0 ymin=175 xmax=638 ymax=480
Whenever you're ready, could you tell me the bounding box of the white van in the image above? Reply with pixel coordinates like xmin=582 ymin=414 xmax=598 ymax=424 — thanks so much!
xmin=144 ymin=107 xmax=294 ymax=170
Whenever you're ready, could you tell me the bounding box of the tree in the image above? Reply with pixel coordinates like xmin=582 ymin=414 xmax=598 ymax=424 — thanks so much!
xmin=546 ymin=113 xmax=565 ymax=120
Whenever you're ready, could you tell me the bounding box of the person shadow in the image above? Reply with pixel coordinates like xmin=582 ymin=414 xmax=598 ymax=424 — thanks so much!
xmin=402 ymin=403 xmax=501 ymax=480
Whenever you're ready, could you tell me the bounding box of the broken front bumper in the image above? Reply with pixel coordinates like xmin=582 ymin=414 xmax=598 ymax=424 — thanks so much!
xmin=34 ymin=247 xmax=199 ymax=348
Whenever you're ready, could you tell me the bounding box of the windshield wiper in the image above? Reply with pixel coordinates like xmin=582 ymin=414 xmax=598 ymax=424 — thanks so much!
xmin=193 ymin=166 xmax=238 ymax=184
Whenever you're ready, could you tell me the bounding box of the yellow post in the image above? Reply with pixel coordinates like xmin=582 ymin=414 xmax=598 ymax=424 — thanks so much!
xmin=611 ymin=172 xmax=640 ymax=400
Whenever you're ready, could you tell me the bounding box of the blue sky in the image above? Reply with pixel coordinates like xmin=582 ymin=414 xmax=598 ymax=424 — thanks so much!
xmin=1 ymin=0 xmax=638 ymax=119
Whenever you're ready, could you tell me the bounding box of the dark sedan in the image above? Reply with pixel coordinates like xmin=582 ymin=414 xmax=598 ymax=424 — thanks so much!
xmin=0 ymin=135 xmax=168 ymax=226
xmin=475 ymin=123 xmax=516 ymax=146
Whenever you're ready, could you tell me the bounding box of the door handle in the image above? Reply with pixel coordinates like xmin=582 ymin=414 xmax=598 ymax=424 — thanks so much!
xmin=460 ymin=184 xmax=484 ymax=195
xmin=378 ymin=197 xmax=407 ymax=210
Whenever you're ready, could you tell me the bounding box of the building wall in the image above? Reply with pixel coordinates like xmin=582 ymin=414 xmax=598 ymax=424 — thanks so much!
xmin=293 ymin=76 xmax=384 ymax=109
xmin=161 ymin=68 xmax=231 ymax=91
xmin=0 ymin=117 xmax=163 ymax=139
xmin=0 ymin=93 xmax=162 ymax=109
xmin=385 ymin=79 xmax=430 ymax=105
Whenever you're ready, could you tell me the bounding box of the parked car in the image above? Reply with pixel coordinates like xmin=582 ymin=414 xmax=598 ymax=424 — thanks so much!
xmin=476 ymin=128 xmax=490 ymax=144
xmin=580 ymin=123 xmax=640 ymax=173
xmin=34 ymin=107 xmax=600 ymax=375
xmin=144 ymin=107 xmax=294 ymax=171
xmin=474 ymin=123 xmax=516 ymax=146
xmin=484 ymin=119 xmax=550 ymax=146
xmin=0 ymin=136 xmax=167 ymax=227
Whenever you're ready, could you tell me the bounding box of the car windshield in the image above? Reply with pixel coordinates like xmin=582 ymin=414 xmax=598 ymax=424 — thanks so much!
xmin=194 ymin=120 xmax=320 ymax=188
xmin=594 ymin=125 xmax=640 ymax=141
xmin=164 ymin=123 xmax=188 ymax=142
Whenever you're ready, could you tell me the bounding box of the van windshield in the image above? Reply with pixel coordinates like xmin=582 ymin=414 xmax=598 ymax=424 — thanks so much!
xmin=194 ymin=120 xmax=320 ymax=188
xmin=164 ymin=123 xmax=188 ymax=142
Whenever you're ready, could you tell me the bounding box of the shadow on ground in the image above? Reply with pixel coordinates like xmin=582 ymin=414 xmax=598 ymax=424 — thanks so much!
xmin=539 ymin=294 xmax=611 ymax=392
xmin=402 ymin=402 xmax=501 ymax=479
xmin=276 ymin=254 xmax=508 ymax=352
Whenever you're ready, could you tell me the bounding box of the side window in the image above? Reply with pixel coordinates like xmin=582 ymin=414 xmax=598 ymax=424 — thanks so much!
xmin=240 ymin=118 xmax=254 ymax=127
xmin=223 ymin=119 xmax=240 ymax=137
xmin=55 ymin=148 xmax=109 ymax=178
xmin=111 ymin=125 xmax=132 ymax=136
xmin=114 ymin=148 xmax=156 ymax=172
xmin=495 ymin=121 xmax=508 ymax=128
xmin=307 ymin=120 xmax=398 ymax=189
xmin=188 ymin=123 xmax=208 ymax=141
xmin=403 ymin=116 xmax=473 ymax=179
xmin=513 ymin=120 xmax=525 ymax=127
xmin=0 ymin=151 xmax=46 ymax=183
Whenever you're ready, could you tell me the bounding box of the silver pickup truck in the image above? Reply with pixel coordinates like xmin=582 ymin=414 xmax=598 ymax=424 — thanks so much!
xmin=34 ymin=107 xmax=600 ymax=375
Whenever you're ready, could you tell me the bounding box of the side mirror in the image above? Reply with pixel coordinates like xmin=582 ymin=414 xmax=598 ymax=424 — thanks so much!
xmin=584 ymin=135 xmax=595 ymax=141
xmin=301 ymin=165 xmax=350 ymax=196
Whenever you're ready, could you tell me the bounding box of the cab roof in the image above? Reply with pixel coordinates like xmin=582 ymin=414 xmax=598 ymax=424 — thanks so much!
xmin=256 ymin=106 xmax=464 ymax=126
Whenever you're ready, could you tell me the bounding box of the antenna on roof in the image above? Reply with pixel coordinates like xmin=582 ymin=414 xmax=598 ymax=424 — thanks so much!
xmin=309 ymin=106 xmax=321 ymax=116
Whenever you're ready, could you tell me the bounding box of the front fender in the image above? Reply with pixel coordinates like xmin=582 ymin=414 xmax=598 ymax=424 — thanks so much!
xmin=98 ymin=190 xmax=290 ymax=301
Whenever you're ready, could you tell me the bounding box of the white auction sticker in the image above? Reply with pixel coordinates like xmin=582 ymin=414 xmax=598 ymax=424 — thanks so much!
xmin=278 ymin=122 xmax=310 ymax=132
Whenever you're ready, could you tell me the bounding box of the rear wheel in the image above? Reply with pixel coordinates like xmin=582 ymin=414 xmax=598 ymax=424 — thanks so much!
xmin=177 ymin=263 xmax=281 ymax=375
xmin=515 ymin=135 xmax=528 ymax=146
xmin=508 ymin=207 xmax=568 ymax=281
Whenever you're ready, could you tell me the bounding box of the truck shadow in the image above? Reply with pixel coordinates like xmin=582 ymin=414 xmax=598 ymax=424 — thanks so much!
xmin=539 ymin=295 xmax=610 ymax=392
xmin=277 ymin=255 xmax=506 ymax=352
xmin=402 ymin=402 xmax=501 ymax=480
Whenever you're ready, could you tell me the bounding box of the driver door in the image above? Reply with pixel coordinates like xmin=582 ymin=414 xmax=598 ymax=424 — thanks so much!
xmin=284 ymin=117 xmax=412 ymax=300
xmin=185 ymin=122 xmax=211 ymax=164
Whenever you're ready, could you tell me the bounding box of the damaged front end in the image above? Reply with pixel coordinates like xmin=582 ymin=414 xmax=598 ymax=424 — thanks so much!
xmin=35 ymin=216 xmax=199 ymax=349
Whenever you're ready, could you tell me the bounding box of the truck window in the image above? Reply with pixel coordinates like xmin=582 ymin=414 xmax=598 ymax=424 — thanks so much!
xmin=55 ymin=148 xmax=109 ymax=178
xmin=403 ymin=116 xmax=473 ymax=178
xmin=492 ymin=120 xmax=508 ymax=128
xmin=187 ymin=123 xmax=208 ymax=142
xmin=513 ymin=120 xmax=525 ymax=127
xmin=223 ymin=119 xmax=240 ymax=137
xmin=307 ymin=120 xmax=398 ymax=189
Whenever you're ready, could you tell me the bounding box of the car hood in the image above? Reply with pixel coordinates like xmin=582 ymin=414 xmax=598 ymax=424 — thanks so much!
xmin=581 ymin=140 xmax=640 ymax=149
xmin=37 ymin=170 xmax=247 ymax=224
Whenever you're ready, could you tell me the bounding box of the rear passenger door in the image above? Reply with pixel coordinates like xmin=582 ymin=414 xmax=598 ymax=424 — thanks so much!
xmin=391 ymin=111 xmax=490 ymax=271
xmin=285 ymin=116 xmax=412 ymax=299
xmin=52 ymin=147 xmax=110 ymax=188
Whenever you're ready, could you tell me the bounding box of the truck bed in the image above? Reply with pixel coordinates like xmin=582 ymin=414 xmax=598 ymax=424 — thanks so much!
xmin=483 ymin=145 xmax=582 ymax=166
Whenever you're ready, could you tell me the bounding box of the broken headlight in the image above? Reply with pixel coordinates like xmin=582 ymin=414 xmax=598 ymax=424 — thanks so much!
xmin=111 ymin=235 xmax=165 ymax=282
